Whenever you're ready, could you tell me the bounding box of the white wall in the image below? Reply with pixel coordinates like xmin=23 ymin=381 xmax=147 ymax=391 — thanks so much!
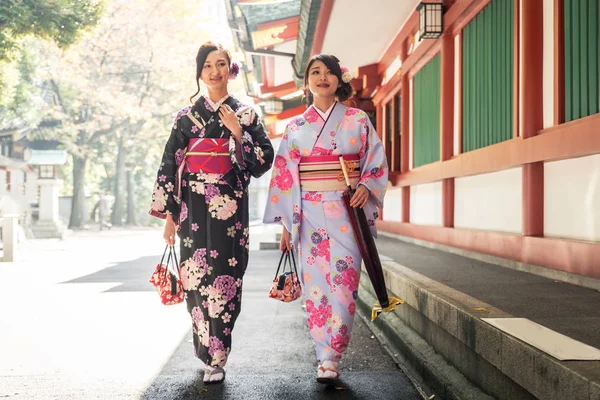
xmin=273 ymin=41 xmax=296 ymax=87
xmin=26 ymin=171 xmax=38 ymax=205
xmin=455 ymin=168 xmax=522 ymax=234
xmin=383 ymin=186 xmax=402 ymax=222
xmin=410 ymin=181 xmax=442 ymax=226
xmin=12 ymin=170 xmax=24 ymax=194
xmin=0 ymin=170 xmax=6 ymax=195
xmin=545 ymin=154 xmax=600 ymax=242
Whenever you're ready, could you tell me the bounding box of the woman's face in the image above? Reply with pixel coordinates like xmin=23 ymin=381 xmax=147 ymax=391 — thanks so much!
xmin=306 ymin=60 xmax=339 ymax=101
xmin=200 ymin=50 xmax=230 ymax=90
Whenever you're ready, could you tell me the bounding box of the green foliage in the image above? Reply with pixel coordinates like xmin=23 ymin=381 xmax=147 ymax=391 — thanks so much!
xmin=0 ymin=0 xmax=104 ymax=61
xmin=0 ymin=38 xmax=45 ymax=130
xmin=5 ymin=0 xmax=236 ymax=226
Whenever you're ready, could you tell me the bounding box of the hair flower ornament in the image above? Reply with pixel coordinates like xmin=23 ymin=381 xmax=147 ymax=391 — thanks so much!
xmin=230 ymin=61 xmax=240 ymax=79
xmin=340 ymin=66 xmax=353 ymax=83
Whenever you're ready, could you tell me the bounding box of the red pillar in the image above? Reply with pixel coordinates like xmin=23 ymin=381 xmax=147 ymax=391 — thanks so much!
xmin=440 ymin=33 xmax=455 ymax=228
xmin=391 ymin=95 xmax=400 ymax=172
xmin=400 ymin=41 xmax=411 ymax=224
xmin=376 ymin=104 xmax=384 ymax=220
xmin=521 ymin=0 xmax=544 ymax=236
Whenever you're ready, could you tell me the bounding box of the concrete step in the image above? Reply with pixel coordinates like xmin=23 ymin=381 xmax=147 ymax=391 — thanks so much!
xmin=31 ymin=221 xmax=68 ymax=239
xmin=259 ymin=242 xmax=279 ymax=250
xmin=358 ymin=260 xmax=600 ymax=400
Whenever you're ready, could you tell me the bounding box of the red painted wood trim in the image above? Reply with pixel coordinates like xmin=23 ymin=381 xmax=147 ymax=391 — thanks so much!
xmin=521 ymin=0 xmax=543 ymax=139
xmin=401 ymin=74 xmax=410 ymax=173
xmin=259 ymin=81 xmax=297 ymax=97
xmin=513 ymin=0 xmax=520 ymax=138
xmin=268 ymin=124 xmax=277 ymax=139
xmin=389 ymin=113 xmax=600 ymax=187
xmin=379 ymin=0 xmax=490 ymax=77
xmin=442 ymin=178 xmax=455 ymax=228
xmin=376 ymin=0 xmax=496 ymax=106
xmin=440 ymin=33 xmax=454 ymax=161
xmin=457 ymin=32 xmax=463 ymax=155
xmin=264 ymin=56 xmax=275 ymax=88
xmin=256 ymin=17 xmax=299 ymax=31
xmin=440 ymin=33 xmax=455 ymax=229
xmin=256 ymin=18 xmax=299 ymax=43
xmin=376 ymin=104 xmax=383 ymax=141
xmin=554 ymin=0 xmax=565 ymax=126
xmin=376 ymin=221 xmax=600 ymax=279
xmin=391 ymin=95 xmax=401 ymax=171
xmin=520 ymin=0 xmax=544 ymax=238
xmin=375 ymin=40 xmax=440 ymax=105
xmin=402 ymin=186 xmax=410 ymax=223
xmin=379 ymin=12 xmax=419 ymax=76
xmin=522 ymin=163 xmax=544 ymax=236
xmin=310 ymin=0 xmax=335 ymax=55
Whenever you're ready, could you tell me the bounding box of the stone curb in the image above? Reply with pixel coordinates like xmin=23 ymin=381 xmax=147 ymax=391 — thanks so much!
xmin=356 ymin=275 xmax=494 ymax=400
xmin=357 ymin=260 xmax=600 ymax=400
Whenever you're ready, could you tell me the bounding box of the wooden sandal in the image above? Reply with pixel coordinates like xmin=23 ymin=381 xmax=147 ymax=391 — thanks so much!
xmin=203 ymin=366 xmax=226 ymax=384
xmin=316 ymin=361 xmax=339 ymax=384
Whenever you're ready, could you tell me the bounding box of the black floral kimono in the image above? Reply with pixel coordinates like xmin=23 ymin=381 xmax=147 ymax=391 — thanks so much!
xmin=150 ymin=95 xmax=274 ymax=367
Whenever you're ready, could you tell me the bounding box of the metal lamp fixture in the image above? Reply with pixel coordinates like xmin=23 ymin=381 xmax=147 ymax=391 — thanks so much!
xmin=417 ymin=2 xmax=443 ymax=40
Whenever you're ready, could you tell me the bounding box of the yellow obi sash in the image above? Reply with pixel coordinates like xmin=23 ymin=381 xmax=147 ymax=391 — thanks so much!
xmin=299 ymin=154 xmax=360 ymax=192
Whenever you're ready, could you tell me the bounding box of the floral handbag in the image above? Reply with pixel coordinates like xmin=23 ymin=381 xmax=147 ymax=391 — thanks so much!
xmin=269 ymin=249 xmax=302 ymax=303
xmin=149 ymin=245 xmax=185 ymax=305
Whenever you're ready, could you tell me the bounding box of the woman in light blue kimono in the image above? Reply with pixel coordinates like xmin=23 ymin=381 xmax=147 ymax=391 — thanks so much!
xmin=263 ymin=54 xmax=388 ymax=384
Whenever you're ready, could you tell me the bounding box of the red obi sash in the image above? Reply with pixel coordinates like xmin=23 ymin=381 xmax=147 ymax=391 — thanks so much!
xmin=183 ymin=138 xmax=231 ymax=174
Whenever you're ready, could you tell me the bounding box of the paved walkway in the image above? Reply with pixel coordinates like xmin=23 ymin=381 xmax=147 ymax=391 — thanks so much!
xmin=0 ymin=229 xmax=423 ymax=399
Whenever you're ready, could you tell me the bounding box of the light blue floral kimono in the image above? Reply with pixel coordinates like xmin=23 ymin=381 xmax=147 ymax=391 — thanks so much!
xmin=263 ymin=102 xmax=388 ymax=362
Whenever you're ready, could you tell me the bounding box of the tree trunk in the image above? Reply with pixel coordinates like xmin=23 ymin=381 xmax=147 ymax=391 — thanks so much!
xmin=111 ymin=134 xmax=126 ymax=226
xmin=126 ymin=169 xmax=137 ymax=225
xmin=69 ymin=155 xmax=88 ymax=229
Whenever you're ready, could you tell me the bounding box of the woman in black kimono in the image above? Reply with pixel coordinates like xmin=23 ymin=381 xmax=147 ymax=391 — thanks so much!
xmin=149 ymin=42 xmax=274 ymax=383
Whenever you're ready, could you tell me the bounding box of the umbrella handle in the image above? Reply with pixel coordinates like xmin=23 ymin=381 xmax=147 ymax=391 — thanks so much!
xmin=338 ymin=156 xmax=352 ymax=189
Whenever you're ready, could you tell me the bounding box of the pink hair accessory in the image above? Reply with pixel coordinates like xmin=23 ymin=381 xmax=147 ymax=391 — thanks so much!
xmin=230 ymin=61 xmax=240 ymax=79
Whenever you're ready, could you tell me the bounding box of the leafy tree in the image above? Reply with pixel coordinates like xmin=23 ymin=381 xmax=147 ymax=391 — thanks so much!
xmin=31 ymin=0 xmax=219 ymax=228
xmin=0 ymin=0 xmax=103 ymax=61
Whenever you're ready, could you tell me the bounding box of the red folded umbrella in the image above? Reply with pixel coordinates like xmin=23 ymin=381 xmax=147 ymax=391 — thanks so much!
xmin=339 ymin=156 xmax=403 ymax=320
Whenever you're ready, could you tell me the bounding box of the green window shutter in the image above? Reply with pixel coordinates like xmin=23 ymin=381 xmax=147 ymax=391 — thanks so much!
xmin=565 ymin=0 xmax=600 ymax=122
xmin=413 ymin=54 xmax=441 ymax=168
xmin=462 ymin=0 xmax=513 ymax=152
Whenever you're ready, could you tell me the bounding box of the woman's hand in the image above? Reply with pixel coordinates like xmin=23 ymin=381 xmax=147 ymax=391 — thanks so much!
xmin=218 ymin=104 xmax=242 ymax=142
xmin=280 ymin=226 xmax=292 ymax=252
xmin=163 ymin=214 xmax=177 ymax=246
xmin=349 ymin=185 xmax=370 ymax=208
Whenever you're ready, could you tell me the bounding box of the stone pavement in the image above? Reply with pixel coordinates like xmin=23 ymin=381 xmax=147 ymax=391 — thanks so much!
xmin=0 ymin=228 xmax=424 ymax=400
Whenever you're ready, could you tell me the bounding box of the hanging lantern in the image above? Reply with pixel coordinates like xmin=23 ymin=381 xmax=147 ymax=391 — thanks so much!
xmin=418 ymin=2 xmax=444 ymax=40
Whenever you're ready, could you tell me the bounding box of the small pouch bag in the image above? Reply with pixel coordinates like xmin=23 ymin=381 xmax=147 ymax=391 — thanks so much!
xmin=268 ymin=249 xmax=302 ymax=303
xmin=149 ymin=245 xmax=185 ymax=305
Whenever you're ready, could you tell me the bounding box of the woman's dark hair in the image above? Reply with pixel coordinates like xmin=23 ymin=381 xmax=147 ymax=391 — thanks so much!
xmin=303 ymin=54 xmax=353 ymax=105
xmin=189 ymin=42 xmax=232 ymax=103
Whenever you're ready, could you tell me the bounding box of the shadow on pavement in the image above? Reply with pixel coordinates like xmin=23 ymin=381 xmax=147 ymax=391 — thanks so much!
xmin=61 ymin=255 xmax=157 ymax=293
xmin=139 ymin=331 xmax=369 ymax=400
xmin=136 ymin=249 xmax=423 ymax=400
